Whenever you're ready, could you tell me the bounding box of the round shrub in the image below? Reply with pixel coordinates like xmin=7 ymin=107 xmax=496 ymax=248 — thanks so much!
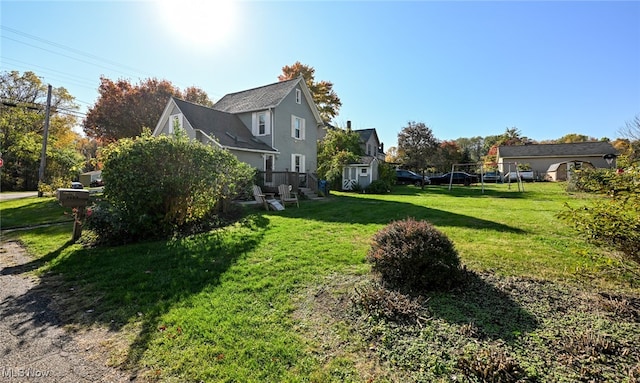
xmin=95 ymin=131 xmax=254 ymax=243
xmin=365 ymin=179 xmax=391 ymax=194
xmin=366 ymin=218 xmax=461 ymax=290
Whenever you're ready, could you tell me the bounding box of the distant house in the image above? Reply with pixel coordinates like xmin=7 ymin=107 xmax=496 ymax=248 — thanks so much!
xmin=496 ymin=141 xmax=619 ymax=180
xmin=341 ymin=122 xmax=385 ymax=190
xmin=545 ymin=161 xmax=595 ymax=181
xmin=79 ymin=170 xmax=102 ymax=187
xmin=153 ymin=76 xmax=324 ymax=191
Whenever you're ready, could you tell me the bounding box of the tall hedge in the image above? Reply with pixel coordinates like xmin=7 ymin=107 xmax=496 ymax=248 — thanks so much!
xmin=97 ymin=131 xmax=254 ymax=240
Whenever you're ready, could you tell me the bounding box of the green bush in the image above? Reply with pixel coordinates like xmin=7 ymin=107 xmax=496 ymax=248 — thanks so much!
xmin=559 ymin=166 xmax=640 ymax=264
xmin=350 ymin=183 xmax=363 ymax=193
xmin=89 ymin=131 xmax=254 ymax=243
xmin=366 ymin=218 xmax=462 ymax=290
xmin=365 ymin=179 xmax=390 ymax=194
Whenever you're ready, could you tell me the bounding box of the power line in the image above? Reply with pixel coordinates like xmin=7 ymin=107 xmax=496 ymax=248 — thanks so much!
xmin=1 ymin=57 xmax=98 ymax=88
xmin=1 ymin=26 xmax=226 ymax=104
xmin=1 ymin=98 xmax=87 ymax=117
xmin=1 ymin=25 xmax=151 ymax=79
xmin=2 ymin=36 xmax=146 ymax=80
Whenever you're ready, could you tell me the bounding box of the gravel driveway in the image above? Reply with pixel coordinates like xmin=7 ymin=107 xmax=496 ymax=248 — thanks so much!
xmin=0 ymin=241 xmax=131 ymax=382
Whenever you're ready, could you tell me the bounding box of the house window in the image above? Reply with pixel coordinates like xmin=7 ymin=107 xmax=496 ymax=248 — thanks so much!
xmin=252 ymin=111 xmax=270 ymax=136
xmin=291 ymin=115 xmax=305 ymax=140
xmin=258 ymin=114 xmax=266 ymax=135
xmin=295 ymin=89 xmax=302 ymax=104
xmin=367 ymin=144 xmax=372 ymax=155
xmin=361 ymin=168 xmax=368 ymax=176
xmin=169 ymin=113 xmax=183 ymax=134
xmin=291 ymin=154 xmax=306 ymax=173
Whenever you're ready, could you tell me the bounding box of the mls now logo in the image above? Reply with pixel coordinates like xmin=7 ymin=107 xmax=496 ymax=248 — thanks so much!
xmin=2 ymin=367 xmax=52 ymax=378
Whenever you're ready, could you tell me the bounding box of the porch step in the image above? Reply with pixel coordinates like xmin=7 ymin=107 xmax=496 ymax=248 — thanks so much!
xmin=299 ymin=187 xmax=323 ymax=200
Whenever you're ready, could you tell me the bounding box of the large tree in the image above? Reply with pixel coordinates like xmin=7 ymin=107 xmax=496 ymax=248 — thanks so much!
xmin=278 ymin=62 xmax=341 ymax=123
xmin=83 ymin=77 xmax=213 ymax=142
xmin=455 ymin=136 xmax=485 ymax=163
xmin=317 ymin=126 xmax=363 ymax=188
xmin=433 ymin=140 xmax=464 ymax=172
xmin=0 ymin=70 xmax=83 ymax=191
xmin=397 ymin=121 xmax=439 ymax=174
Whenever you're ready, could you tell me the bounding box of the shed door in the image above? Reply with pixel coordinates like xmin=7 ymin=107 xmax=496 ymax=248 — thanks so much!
xmin=342 ymin=167 xmax=358 ymax=190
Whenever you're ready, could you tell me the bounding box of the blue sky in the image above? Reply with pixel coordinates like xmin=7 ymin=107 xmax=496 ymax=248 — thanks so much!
xmin=2 ymin=1 xmax=639 ymax=149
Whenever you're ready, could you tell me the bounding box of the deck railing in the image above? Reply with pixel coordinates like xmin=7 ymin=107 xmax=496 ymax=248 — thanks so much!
xmin=255 ymin=171 xmax=318 ymax=195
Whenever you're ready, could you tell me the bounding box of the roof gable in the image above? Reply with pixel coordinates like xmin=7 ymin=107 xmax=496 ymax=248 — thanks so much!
xmin=498 ymin=141 xmax=618 ymax=158
xmin=212 ymin=76 xmax=323 ymax=124
xmin=355 ymin=128 xmax=376 ymax=143
xmin=171 ymin=97 xmax=276 ymax=153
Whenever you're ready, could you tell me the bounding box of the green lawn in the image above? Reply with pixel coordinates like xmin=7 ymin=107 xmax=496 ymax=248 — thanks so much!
xmin=0 ymin=196 xmax=73 ymax=229
xmin=2 ymin=183 xmax=638 ymax=382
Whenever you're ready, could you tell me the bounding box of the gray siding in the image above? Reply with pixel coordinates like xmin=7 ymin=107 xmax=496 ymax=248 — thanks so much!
xmin=232 ymin=149 xmax=264 ymax=169
xmin=155 ymin=103 xmax=196 ymax=140
xmin=271 ymin=85 xmax=319 ymax=173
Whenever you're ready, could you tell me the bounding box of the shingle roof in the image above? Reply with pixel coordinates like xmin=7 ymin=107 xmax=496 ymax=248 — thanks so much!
xmin=173 ymin=98 xmax=277 ymax=153
xmin=212 ymin=78 xmax=300 ymax=114
xmin=355 ymin=128 xmax=375 ymax=142
xmin=498 ymin=141 xmax=618 ymax=158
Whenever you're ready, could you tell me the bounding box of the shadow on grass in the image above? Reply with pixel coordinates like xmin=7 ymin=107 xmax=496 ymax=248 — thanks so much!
xmin=426 ymin=271 xmax=539 ymax=342
xmin=0 ymin=214 xmax=270 ymax=373
xmin=0 ymin=198 xmax=72 ymax=228
xmin=0 ymin=238 xmax=75 ymax=276
xmin=389 ymin=183 xmax=529 ymax=197
xmin=290 ymin=193 xmax=526 ymax=234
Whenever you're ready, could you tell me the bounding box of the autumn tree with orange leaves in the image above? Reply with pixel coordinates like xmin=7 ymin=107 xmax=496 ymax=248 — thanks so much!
xmin=83 ymin=77 xmax=212 ymax=142
xmin=278 ymin=62 xmax=341 ymax=123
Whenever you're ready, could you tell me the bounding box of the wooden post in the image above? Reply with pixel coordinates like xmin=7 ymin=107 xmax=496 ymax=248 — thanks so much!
xmin=38 ymin=84 xmax=52 ymax=197
xmin=72 ymin=208 xmax=85 ymax=242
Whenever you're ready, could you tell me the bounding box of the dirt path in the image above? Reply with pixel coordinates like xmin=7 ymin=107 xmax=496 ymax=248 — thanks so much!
xmin=0 ymin=241 xmax=131 ymax=382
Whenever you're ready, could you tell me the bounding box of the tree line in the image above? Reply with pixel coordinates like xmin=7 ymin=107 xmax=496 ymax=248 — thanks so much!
xmin=1 ymin=66 xmax=637 ymax=192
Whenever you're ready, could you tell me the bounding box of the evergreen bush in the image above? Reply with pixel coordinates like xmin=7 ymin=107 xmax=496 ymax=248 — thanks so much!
xmin=367 ymin=218 xmax=462 ymax=290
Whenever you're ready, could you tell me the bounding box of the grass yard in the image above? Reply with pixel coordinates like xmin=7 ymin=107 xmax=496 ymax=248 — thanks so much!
xmin=1 ymin=183 xmax=639 ymax=382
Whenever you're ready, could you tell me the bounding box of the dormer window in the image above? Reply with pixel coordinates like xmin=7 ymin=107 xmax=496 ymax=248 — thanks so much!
xmin=252 ymin=111 xmax=270 ymax=136
xmin=295 ymin=89 xmax=302 ymax=104
xmin=258 ymin=114 xmax=266 ymax=135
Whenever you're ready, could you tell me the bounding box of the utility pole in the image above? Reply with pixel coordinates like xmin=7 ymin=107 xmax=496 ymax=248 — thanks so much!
xmin=37 ymin=84 xmax=52 ymax=197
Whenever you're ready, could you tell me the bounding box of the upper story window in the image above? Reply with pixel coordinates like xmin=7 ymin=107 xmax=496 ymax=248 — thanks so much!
xmin=295 ymin=89 xmax=302 ymax=104
xmin=367 ymin=144 xmax=372 ymax=155
xmin=252 ymin=111 xmax=270 ymax=136
xmin=291 ymin=115 xmax=305 ymax=140
xmin=258 ymin=113 xmax=266 ymax=135
xmin=169 ymin=113 xmax=183 ymax=134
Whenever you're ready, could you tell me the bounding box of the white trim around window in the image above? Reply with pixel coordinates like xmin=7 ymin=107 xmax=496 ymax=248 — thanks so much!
xmin=291 ymin=115 xmax=305 ymax=140
xmin=252 ymin=111 xmax=271 ymax=136
xmin=295 ymin=89 xmax=302 ymax=104
xmin=291 ymin=154 xmax=306 ymax=173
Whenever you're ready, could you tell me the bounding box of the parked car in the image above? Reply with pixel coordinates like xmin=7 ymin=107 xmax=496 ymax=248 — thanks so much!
xmin=90 ymin=179 xmax=104 ymax=187
xmin=482 ymin=171 xmax=501 ymax=183
xmin=71 ymin=181 xmax=84 ymax=189
xmin=395 ymin=169 xmax=429 ymax=186
xmin=429 ymin=172 xmax=479 ymax=185
xmin=503 ymin=171 xmax=535 ymax=182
